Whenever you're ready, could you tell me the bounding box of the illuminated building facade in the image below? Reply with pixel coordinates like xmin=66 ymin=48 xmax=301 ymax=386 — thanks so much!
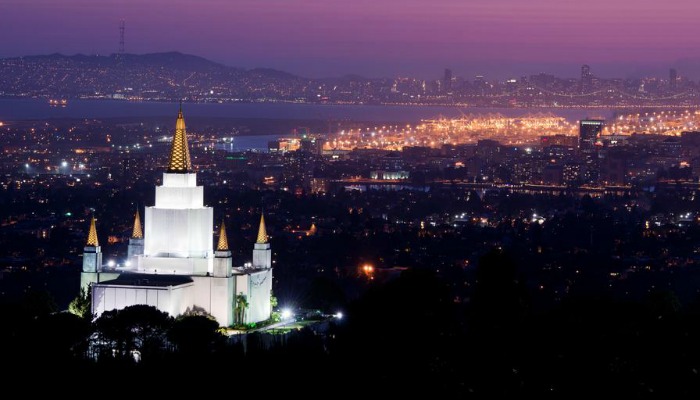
xmin=80 ymin=107 xmax=273 ymax=326
xmin=579 ymin=120 xmax=604 ymax=154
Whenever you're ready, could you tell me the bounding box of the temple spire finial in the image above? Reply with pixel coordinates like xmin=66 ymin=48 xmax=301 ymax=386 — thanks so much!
xmin=167 ymin=105 xmax=192 ymax=173
xmin=256 ymin=214 xmax=268 ymax=244
xmin=217 ymin=220 xmax=229 ymax=251
xmin=132 ymin=209 xmax=143 ymax=239
xmin=86 ymin=216 xmax=99 ymax=247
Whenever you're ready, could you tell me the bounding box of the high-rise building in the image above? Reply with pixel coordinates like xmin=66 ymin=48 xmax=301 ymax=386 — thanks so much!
xmin=81 ymin=106 xmax=273 ymax=326
xmin=580 ymin=65 xmax=592 ymax=93
xmin=600 ymin=150 xmax=629 ymax=186
xmin=670 ymin=68 xmax=678 ymax=90
xmin=579 ymin=119 xmax=604 ymax=153
xmin=444 ymin=68 xmax=453 ymax=92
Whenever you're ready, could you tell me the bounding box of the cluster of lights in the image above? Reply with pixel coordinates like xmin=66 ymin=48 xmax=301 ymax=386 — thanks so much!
xmin=361 ymin=264 xmax=375 ymax=279
xmin=327 ymin=114 xmax=578 ymax=150
xmin=610 ymin=110 xmax=699 ymax=136
xmin=105 ymin=260 xmax=132 ymax=268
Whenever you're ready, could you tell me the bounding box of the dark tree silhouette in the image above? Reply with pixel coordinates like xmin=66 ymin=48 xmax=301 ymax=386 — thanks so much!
xmin=169 ymin=315 xmax=223 ymax=356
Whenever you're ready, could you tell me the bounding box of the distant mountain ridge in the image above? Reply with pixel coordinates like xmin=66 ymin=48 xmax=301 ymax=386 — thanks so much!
xmin=0 ymin=51 xmax=313 ymax=101
xmin=16 ymin=51 xmax=250 ymax=74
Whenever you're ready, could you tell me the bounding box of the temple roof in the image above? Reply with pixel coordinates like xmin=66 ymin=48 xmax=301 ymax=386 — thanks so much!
xmin=132 ymin=209 xmax=143 ymax=239
xmin=217 ymin=220 xmax=229 ymax=251
xmin=97 ymin=274 xmax=193 ymax=288
xmin=86 ymin=216 xmax=99 ymax=247
xmin=256 ymin=214 xmax=268 ymax=244
xmin=166 ymin=104 xmax=192 ymax=173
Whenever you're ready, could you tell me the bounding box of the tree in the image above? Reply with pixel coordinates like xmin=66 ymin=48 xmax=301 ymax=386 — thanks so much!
xmin=270 ymin=291 xmax=278 ymax=309
xmin=94 ymin=305 xmax=173 ymax=360
xmin=169 ymin=315 xmax=223 ymax=356
xmin=21 ymin=289 xmax=57 ymax=318
xmin=471 ymin=248 xmax=529 ymax=332
xmin=68 ymin=286 xmax=92 ymax=319
xmin=235 ymin=293 xmax=249 ymax=325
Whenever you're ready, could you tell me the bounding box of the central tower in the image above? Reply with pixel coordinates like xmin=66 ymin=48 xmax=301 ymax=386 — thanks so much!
xmin=140 ymin=105 xmax=214 ymax=275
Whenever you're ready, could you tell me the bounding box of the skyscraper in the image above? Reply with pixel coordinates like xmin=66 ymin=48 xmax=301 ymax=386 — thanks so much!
xmin=580 ymin=65 xmax=592 ymax=93
xmin=670 ymin=68 xmax=678 ymax=91
xmin=444 ymin=68 xmax=453 ymax=92
xmin=579 ymin=119 xmax=604 ymax=153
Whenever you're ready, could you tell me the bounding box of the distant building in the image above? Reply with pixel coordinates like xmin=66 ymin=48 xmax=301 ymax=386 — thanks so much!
xmin=542 ymin=164 xmax=564 ymax=185
xmin=579 ymin=120 xmax=604 ymax=153
xmin=371 ymin=151 xmax=409 ymax=180
xmin=581 ymin=64 xmax=593 ymax=93
xmin=541 ymin=134 xmax=578 ymax=148
xmin=444 ymin=68 xmax=453 ymax=92
xmin=670 ymin=68 xmax=678 ymax=91
xmin=600 ymin=150 xmax=629 ymax=186
xmin=300 ymin=135 xmax=323 ymax=155
xmin=563 ymin=163 xmax=582 ymax=186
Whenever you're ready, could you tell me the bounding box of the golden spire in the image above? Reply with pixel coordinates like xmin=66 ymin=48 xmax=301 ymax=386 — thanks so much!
xmin=86 ymin=216 xmax=99 ymax=247
xmin=131 ymin=209 xmax=143 ymax=239
xmin=256 ymin=214 xmax=268 ymax=244
xmin=167 ymin=104 xmax=192 ymax=173
xmin=217 ymin=220 xmax=229 ymax=251
xmin=309 ymin=222 xmax=317 ymax=236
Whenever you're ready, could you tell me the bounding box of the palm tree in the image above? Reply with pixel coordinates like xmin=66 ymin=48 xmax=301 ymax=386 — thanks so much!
xmin=235 ymin=293 xmax=249 ymax=325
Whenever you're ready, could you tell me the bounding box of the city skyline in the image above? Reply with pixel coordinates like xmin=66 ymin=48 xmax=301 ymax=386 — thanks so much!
xmin=3 ymin=0 xmax=700 ymax=79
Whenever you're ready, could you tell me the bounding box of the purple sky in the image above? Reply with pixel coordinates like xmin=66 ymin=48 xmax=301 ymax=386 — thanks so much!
xmin=2 ymin=0 xmax=700 ymax=79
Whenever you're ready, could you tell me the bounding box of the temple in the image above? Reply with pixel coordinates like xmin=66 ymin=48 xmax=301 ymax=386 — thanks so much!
xmin=80 ymin=106 xmax=273 ymax=326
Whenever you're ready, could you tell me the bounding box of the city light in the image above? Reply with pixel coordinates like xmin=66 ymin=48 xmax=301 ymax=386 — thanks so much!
xmin=281 ymin=308 xmax=293 ymax=320
xmin=361 ymin=264 xmax=375 ymax=279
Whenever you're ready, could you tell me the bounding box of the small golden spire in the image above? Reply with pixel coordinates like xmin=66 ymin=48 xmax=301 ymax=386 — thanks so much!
xmin=256 ymin=214 xmax=268 ymax=244
xmin=86 ymin=216 xmax=99 ymax=247
xmin=131 ymin=209 xmax=143 ymax=239
xmin=167 ymin=105 xmax=192 ymax=173
xmin=309 ymin=222 xmax=317 ymax=235
xmin=217 ymin=220 xmax=229 ymax=251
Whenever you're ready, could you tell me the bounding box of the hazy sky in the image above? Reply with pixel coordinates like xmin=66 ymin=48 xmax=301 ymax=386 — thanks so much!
xmin=2 ymin=0 xmax=700 ymax=79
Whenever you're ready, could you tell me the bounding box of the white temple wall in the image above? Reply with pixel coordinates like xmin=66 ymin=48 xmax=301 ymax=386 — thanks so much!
xmin=137 ymin=256 xmax=211 ymax=276
xmin=155 ymin=186 xmax=204 ymax=208
xmin=91 ymin=283 xmax=193 ymax=319
xmin=144 ymin=207 xmax=213 ymax=258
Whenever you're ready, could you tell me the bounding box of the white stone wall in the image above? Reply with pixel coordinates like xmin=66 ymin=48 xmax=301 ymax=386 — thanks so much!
xmin=91 ymin=283 xmax=194 ymax=319
xmin=144 ymin=172 xmax=213 ymax=259
xmin=137 ymin=256 xmax=211 ymax=276
xmin=236 ymin=269 xmax=272 ymax=324
xmin=189 ymin=276 xmax=235 ymax=326
xmin=209 ymin=276 xmax=234 ymax=326
xmin=252 ymin=243 xmax=271 ymax=269
xmin=155 ymin=186 xmax=204 ymax=209
xmin=82 ymin=246 xmax=101 ymax=273
xmin=162 ymin=172 xmax=198 ymax=188
xmin=144 ymin=207 xmax=213 ymax=259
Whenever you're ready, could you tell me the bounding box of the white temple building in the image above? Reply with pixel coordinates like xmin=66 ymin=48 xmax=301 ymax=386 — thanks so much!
xmin=80 ymin=106 xmax=273 ymax=326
